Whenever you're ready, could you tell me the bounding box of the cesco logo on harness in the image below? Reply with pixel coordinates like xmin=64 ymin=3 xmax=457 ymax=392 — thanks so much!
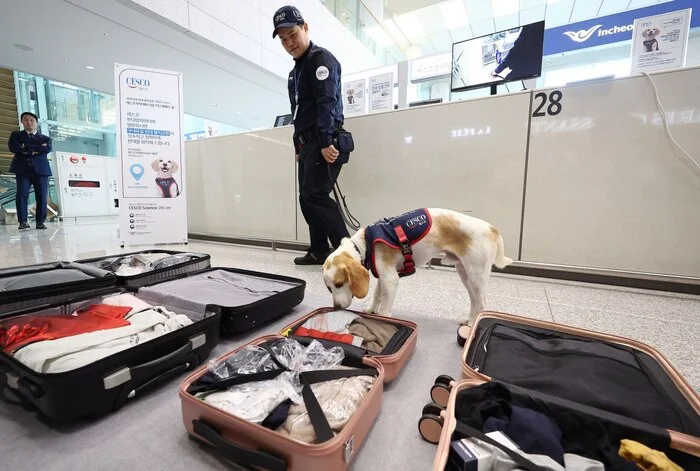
xmin=406 ymin=214 xmax=428 ymax=228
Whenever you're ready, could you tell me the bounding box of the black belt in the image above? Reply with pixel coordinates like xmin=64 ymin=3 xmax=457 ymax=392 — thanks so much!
xmin=296 ymin=129 xmax=317 ymax=147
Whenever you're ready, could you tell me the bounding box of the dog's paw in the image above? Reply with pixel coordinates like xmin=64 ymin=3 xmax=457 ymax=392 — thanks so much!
xmin=363 ymin=306 xmax=378 ymax=314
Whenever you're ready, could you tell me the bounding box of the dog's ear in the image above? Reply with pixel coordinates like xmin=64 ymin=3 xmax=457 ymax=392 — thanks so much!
xmin=345 ymin=260 xmax=369 ymax=299
xmin=171 ymin=162 xmax=180 ymax=173
xmin=151 ymin=160 xmax=160 ymax=172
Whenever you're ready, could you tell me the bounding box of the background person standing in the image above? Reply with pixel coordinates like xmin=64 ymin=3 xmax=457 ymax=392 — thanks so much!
xmin=7 ymin=112 xmax=52 ymax=230
xmin=273 ymin=5 xmax=350 ymax=265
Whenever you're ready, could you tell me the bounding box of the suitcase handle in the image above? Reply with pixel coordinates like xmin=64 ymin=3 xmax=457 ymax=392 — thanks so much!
xmin=192 ymin=419 xmax=287 ymax=471
xmin=112 ymin=341 xmax=199 ymax=410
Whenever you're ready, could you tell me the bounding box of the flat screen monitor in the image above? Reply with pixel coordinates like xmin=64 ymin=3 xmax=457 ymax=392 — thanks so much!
xmin=274 ymin=114 xmax=293 ymax=127
xmin=451 ymin=20 xmax=545 ymax=93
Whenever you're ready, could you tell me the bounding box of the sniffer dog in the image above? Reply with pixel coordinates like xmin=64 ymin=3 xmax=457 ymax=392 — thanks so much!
xmin=642 ymin=28 xmax=661 ymax=52
xmin=322 ymin=208 xmax=513 ymax=326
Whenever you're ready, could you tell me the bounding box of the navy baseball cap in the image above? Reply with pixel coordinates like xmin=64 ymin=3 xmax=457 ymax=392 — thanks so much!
xmin=20 ymin=111 xmax=38 ymax=121
xmin=272 ymin=5 xmax=305 ymax=38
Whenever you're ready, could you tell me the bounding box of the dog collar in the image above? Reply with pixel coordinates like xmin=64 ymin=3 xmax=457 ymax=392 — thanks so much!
xmin=351 ymin=240 xmax=363 ymax=261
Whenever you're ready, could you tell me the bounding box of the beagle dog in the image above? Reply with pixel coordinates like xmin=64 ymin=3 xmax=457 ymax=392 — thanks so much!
xmin=151 ymin=159 xmax=181 ymax=198
xmin=642 ymin=28 xmax=661 ymax=52
xmin=322 ymin=208 xmax=513 ymax=326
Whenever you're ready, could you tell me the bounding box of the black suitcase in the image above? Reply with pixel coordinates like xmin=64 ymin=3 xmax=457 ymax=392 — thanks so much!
xmin=0 ymin=262 xmax=116 ymax=316
xmin=0 ymin=286 xmax=221 ymax=422
xmin=75 ymin=250 xmax=211 ymax=288
xmin=135 ymin=267 xmax=306 ymax=335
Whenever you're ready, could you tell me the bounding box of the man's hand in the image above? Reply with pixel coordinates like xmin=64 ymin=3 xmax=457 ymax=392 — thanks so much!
xmin=321 ymin=145 xmax=339 ymax=164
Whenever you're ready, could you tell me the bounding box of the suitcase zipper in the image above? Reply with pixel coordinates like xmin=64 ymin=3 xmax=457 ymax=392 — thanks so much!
xmin=470 ymin=322 xmax=497 ymax=370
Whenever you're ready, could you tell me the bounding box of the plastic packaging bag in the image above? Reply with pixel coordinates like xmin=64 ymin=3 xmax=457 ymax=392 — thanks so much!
xmin=207 ymin=344 xmax=278 ymax=380
xmin=201 ymin=339 xmax=347 ymax=423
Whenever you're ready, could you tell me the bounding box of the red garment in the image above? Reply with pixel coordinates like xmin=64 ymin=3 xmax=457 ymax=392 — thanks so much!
xmin=295 ymin=327 xmax=363 ymax=347
xmin=0 ymin=304 xmax=132 ymax=353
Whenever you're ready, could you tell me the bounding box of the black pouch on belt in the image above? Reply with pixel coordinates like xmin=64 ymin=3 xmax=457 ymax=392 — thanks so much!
xmin=333 ymin=128 xmax=354 ymax=164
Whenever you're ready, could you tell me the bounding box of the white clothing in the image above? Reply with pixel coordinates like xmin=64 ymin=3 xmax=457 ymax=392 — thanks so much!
xmin=101 ymin=293 xmax=153 ymax=316
xmin=301 ymin=311 xmax=358 ymax=334
xmin=14 ymin=307 xmax=192 ymax=373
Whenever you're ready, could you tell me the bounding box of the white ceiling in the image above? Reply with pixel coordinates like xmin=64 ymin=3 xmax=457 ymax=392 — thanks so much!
xmin=0 ymin=0 xmax=290 ymax=130
xmin=360 ymin=0 xmax=674 ymax=58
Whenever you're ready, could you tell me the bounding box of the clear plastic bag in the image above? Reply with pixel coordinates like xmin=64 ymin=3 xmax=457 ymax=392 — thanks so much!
xmin=152 ymin=253 xmax=198 ymax=270
xmin=202 ymin=339 xmax=347 ymax=423
xmin=207 ymin=345 xmax=278 ymax=379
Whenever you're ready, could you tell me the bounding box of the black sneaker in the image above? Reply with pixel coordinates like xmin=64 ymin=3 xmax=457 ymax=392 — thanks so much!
xmin=36 ymin=223 xmax=47 ymax=229
xmin=294 ymin=250 xmax=330 ymax=266
xmin=18 ymin=223 xmax=30 ymax=230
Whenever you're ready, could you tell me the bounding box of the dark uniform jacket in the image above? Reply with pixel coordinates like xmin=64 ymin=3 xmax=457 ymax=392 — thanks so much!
xmin=288 ymin=42 xmax=344 ymax=151
xmin=8 ymin=130 xmax=53 ymax=176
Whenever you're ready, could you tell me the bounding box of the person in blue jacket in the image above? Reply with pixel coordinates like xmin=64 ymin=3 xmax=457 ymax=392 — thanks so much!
xmin=273 ymin=5 xmax=350 ymax=265
xmin=7 ymin=112 xmax=53 ymax=230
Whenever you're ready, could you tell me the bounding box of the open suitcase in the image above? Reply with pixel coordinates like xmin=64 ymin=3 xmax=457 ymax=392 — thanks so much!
xmin=179 ymin=308 xmax=418 ymax=470
xmin=75 ymin=249 xmax=211 ymax=288
xmin=135 ymin=267 xmax=307 ymax=335
xmin=419 ymin=311 xmax=700 ymax=470
xmin=0 ymin=262 xmax=116 ymax=316
xmin=0 ymin=287 xmax=221 ymax=422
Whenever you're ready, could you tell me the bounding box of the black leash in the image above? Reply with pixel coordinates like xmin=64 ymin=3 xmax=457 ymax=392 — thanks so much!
xmin=327 ymin=163 xmax=361 ymax=231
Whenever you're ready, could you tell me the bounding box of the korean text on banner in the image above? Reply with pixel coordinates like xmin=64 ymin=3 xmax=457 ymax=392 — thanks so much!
xmin=369 ymin=73 xmax=394 ymax=113
xmin=114 ymin=63 xmax=187 ymax=246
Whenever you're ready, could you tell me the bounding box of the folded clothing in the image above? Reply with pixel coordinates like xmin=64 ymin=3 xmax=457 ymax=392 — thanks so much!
xmin=13 ymin=307 xmax=193 ymax=373
xmin=347 ymin=317 xmax=398 ymax=353
xmin=276 ymin=368 xmax=375 ymax=444
xmin=294 ymin=327 xmax=364 ymax=347
xmin=455 ymin=383 xmax=639 ymax=471
xmin=618 ymin=440 xmax=682 ymax=471
xmin=297 ymin=311 xmax=399 ymax=353
xmin=101 ymin=293 xmax=154 ymax=316
xmin=0 ymin=304 xmax=132 ymax=353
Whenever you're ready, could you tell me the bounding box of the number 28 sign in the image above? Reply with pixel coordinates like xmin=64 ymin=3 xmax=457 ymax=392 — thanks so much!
xmin=532 ymin=90 xmax=563 ymax=117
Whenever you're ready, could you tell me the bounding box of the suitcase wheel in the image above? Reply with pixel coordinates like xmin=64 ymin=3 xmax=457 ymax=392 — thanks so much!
xmin=422 ymin=402 xmax=446 ymax=417
xmin=457 ymin=325 xmax=471 ymax=347
xmin=430 ymin=382 xmax=452 ymax=407
xmin=418 ymin=414 xmax=444 ymax=444
xmin=434 ymin=374 xmax=453 ymax=386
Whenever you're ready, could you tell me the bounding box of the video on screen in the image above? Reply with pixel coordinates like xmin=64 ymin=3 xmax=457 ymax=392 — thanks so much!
xmin=451 ymin=20 xmax=545 ymax=92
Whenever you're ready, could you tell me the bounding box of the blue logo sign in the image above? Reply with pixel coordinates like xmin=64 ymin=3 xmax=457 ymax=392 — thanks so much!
xmin=129 ymin=164 xmax=145 ymax=181
xmin=544 ymin=0 xmax=698 ymax=55
xmin=126 ymin=77 xmax=150 ymax=88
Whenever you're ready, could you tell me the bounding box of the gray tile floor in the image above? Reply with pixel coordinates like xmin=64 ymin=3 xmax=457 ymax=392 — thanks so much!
xmin=1 ymin=220 xmax=698 ymax=391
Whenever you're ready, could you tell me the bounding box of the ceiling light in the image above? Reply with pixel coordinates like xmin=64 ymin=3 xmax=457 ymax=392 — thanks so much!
xmin=85 ymin=65 xmax=94 ymax=70
xmin=439 ymin=0 xmax=469 ymax=30
xmin=236 ymin=111 xmax=242 ymax=115
xmin=394 ymin=13 xmax=426 ymax=40
xmin=493 ymin=0 xmax=519 ymax=18
xmin=210 ymin=103 xmax=218 ymax=107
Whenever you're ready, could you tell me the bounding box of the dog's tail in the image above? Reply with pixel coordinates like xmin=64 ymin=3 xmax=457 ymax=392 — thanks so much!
xmin=493 ymin=228 xmax=514 ymax=269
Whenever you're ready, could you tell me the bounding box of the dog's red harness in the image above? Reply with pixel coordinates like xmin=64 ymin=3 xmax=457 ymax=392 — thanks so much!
xmin=363 ymin=209 xmax=432 ymax=278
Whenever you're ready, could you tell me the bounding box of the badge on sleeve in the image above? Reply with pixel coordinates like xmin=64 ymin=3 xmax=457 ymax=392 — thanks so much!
xmin=316 ymin=65 xmax=329 ymax=81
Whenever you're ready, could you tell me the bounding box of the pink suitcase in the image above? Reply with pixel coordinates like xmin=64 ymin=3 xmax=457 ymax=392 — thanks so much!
xmin=420 ymin=311 xmax=700 ymax=470
xmin=179 ymin=308 xmax=417 ymax=470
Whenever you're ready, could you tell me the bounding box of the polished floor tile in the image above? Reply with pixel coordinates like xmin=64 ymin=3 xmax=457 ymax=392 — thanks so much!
xmin=1 ymin=220 xmax=698 ymax=391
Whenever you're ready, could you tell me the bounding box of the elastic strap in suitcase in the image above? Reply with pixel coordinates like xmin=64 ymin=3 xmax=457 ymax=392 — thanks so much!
xmin=453 ymin=421 xmax=549 ymax=471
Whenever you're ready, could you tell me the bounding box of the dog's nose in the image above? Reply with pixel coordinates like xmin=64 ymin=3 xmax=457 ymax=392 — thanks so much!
xmin=333 ymin=303 xmax=341 ymax=310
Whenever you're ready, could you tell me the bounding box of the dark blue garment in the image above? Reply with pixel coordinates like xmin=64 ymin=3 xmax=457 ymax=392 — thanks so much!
xmin=288 ymin=42 xmax=343 ymax=150
xmin=483 ymin=405 xmax=565 ymax=466
xmin=15 ymin=167 xmax=49 ymax=225
xmin=8 ymin=130 xmax=53 ymax=176
xmin=364 ymin=209 xmax=432 ymax=277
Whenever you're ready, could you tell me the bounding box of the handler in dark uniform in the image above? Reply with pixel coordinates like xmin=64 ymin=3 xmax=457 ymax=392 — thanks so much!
xmin=273 ymin=5 xmax=350 ymax=265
